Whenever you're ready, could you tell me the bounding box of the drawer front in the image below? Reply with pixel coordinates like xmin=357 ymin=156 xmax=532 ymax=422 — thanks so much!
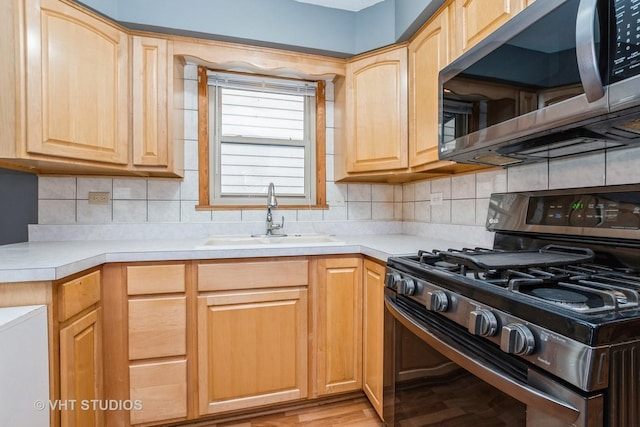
xmin=129 ymin=360 xmax=187 ymax=425
xmin=198 ymin=259 xmax=308 ymax=291
xmin=128 ymin=296 xmax=186 ymax=360
xmin=127 ymin=264 xmax=185 ymax=295
xmin=58 ymin=270 xmax=101 ymax=321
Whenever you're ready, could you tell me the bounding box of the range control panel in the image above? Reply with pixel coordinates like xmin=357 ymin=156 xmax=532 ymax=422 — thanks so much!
xmin=526 ymin=192 xmax=640 ymax=229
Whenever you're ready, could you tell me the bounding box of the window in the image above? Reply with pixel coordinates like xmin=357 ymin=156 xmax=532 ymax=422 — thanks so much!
xmin=206 ymin=71 xmax=319 ymax=206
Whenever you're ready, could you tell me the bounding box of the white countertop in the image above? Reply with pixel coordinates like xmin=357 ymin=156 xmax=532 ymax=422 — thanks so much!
xmin=0 ymin=234 xmax=476 ymax=283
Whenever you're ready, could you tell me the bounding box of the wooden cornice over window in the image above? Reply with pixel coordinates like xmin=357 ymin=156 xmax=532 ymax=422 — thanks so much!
xmin=196 ymin=66 xmax=327 ymax=210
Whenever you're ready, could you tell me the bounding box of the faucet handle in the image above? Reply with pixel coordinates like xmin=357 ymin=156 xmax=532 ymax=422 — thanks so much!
xmin=273 ymin=216 xmax=285 ymax=230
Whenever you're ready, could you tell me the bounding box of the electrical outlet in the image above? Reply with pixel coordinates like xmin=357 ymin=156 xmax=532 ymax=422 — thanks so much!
xmin=431 ymin=192 xmax=443 ymax=206
xmin=88 ymin=191 xmax=110 ymax=205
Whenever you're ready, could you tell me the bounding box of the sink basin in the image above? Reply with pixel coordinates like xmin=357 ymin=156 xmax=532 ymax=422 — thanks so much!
xmin=200 ymin=233 xmax=343 ymax=247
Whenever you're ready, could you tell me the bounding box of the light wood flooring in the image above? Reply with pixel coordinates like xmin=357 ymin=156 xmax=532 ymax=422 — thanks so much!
xmin=178 ymin=396 xmax=383 ymax=427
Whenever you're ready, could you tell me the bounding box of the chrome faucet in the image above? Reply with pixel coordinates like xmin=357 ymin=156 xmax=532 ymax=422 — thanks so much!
xmin=265 ymin=182 xmax=285 ymax=236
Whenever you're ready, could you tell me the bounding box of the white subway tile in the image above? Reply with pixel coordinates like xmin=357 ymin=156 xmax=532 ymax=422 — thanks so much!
xmin=183 ymin=63 xmax=198 ymax=80
xmin=148 ymin=180 xmax=181 ymax=200
xmin=180 ymin=170 xmax=200 ymax=201
xmin=403 ymin=201 xmax=415 ymax=221
xmin=430 ymin=177 xmax=451 ymax=199
xmin=348 ymin=202 xmax=372 ymax=220
xmin=77 ymin=178 xmax=112 ymax=199
xmin=606 ymin=146 xmax=640 ymax=185
xmin=431 ymin=200 xmax=451 ymax=224
xmin=38 ymin=177 xmax=76 ymax=199
xmin=348 ymin=184 xmax=372 ymax=202
xmin=414 ymin=180 xmax=431 ymax=201
xmin=323 ymin=206 xmax=347 ymax=221
xmin=183 ymin=79 xmax=198 ymax=110
xmin=148 ymin=200 xmax=180 ymax=222
xmin=113 ymin=200 xmax=147 ymax=222
xmin=212 ymin=210 xmax=242 ymax=222
xmin=451 ymin=199 xmax=476 ymax=225
xmin=181 ymin=202 xmax=212 ymax=222
xmin=38 ymin=200 xmax=76 ymax=224
xmin=183 ymin=109 xmax=198 ymax=141
xmin=77 ymin=200 xmax=112 ymax=224
xmin=451 ymin=174 xmax=476 ymax=199
xmin=113 ymin=179 xmax=147 ymax=200
xmin=372 ymin=184 xmax=394 ymax=202
xmin=476 ymin=198 xmax=490 ymax=226
xmin=298 ymin=209 xmax=324 ymax=221
xmin=549 ymin=153 xmax=605 ymax=189
xmin=372 ymin=202 xmax=394 ymax=220
xmin=415 ymin=201 xmax=430 ymax=222
xmin=325 ymin=128 xmax=334 ymax=155
xmin=476 ymin=169 xmax=507 ymax=198
xmin=507 ymin=162 xmax=549 ymax=192
xmin=403 ymin=183 xmax=415 ymax=202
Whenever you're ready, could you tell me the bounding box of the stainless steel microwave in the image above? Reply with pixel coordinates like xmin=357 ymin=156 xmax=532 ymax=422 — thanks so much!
xmin=438 ymin=0 xmax=640 ymax=166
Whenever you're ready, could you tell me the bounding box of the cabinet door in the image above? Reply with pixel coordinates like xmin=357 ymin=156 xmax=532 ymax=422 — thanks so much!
xmin=346 ymin=47 xmax=408 ymax=173
xmin=131 ymin=35 xmax=185 ymax=176
xmin=408 ymin=7 xmax=451 ymax=168
xmin=198 ymin=288 xmax=308 ymax=415
xmin=454 ymin=0 xmax=527 ymax=57
xmin=25 ymin=0 xmax=128 ymax=165
xmin=59 ymin=308 xmax=103 ymax=427
xmin=362 ymin=259 xmax=385 ymax=418
xmin=132 ymin=36 xmax=169 ymax=167
xmin=316 ymin=257 xmax=363 ymax=395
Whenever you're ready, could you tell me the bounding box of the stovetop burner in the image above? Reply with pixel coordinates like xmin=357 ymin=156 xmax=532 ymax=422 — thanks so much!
xmin=531 ymin=288 xmax=590 ymax=304
xmin=395 ymin=245 xmax=640 ymax=316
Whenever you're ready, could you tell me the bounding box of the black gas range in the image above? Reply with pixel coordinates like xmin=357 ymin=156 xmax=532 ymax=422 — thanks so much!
xmin=384 ymin=184 xmax=640 ymax=426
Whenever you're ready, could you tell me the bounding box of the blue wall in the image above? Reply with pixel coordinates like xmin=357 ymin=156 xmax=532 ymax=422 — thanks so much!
xmin=75 ymin=0 xmax=442 ymax=56
xmin=0 ymin=169 xmax=37 ymax=245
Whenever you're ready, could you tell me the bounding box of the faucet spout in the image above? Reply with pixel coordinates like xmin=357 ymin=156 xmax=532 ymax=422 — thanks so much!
xmin=265 ymin=182 xmax=284 ymax=236
xmin=267 ymin=182 xmax=278 ymax=208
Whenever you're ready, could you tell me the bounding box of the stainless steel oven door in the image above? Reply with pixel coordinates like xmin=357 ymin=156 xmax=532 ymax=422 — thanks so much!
xmin=383 ymin=294 xmax=604 ymax=427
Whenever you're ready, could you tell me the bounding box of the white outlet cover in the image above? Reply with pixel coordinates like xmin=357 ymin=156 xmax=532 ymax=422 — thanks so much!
xmin=431 ymin=192 xmax=443 ymax=206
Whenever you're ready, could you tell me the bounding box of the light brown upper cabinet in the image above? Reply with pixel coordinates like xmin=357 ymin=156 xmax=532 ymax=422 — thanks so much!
xmin=23 ymin=0 xmax=129 ymax=167
xmin=453 ymin=0 xmax=529 ymax=59
xmin=408 ymin=4 xmax=452 ymax=168
xmin=0 ymin=0 xmax=184 ymax=177
xmin=131 ymin=36 xmax=184 ymax=177
xmin=344 ymin=46 xmax=409 ymax=174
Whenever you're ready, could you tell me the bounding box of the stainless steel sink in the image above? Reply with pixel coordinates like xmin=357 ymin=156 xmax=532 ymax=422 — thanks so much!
xmin=200 ymin=233 xmax=343 ymax=247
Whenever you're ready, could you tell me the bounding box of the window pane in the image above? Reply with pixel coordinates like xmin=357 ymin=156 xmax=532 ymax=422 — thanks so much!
xmin=221 ymin=88 xmax=305 ymax=140
xmin=220 ymin=142 xmax=305 ymax=196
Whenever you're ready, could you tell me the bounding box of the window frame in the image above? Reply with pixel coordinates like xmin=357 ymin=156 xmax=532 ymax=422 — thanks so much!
xmin=197 ymin=66 xmax=327 ymax=210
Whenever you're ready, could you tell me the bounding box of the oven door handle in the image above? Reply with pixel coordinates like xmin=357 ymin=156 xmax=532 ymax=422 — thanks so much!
xmin=385 ymin=297 xmax=580 ymax=424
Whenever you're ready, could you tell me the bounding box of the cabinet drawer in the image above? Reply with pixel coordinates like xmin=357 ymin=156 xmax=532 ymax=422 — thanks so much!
xmin=129 ymin=360 xmax=187 ymax=425
xmin=58 ymin=270 xmax=101 ymax=321
xmin=127 ymin=264 xmax=185 ymax=295
xmin=197 ymin=259 xmax=308 ymax=291
xmin=128 ymin=296 xmax=186 ymax=360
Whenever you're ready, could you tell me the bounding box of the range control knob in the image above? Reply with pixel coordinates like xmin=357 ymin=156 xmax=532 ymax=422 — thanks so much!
xmin=385 ymin=272 xmax=402 ymax=290
xmin=426 ymin=290 xmax=449 ymax=312
xmin=397 ymin=278 xmax=416 ymax=296
xmin=500 ymin=324 xmax=535 ymax=355
xmin=468 ymin=309 xmax=498 ymax=336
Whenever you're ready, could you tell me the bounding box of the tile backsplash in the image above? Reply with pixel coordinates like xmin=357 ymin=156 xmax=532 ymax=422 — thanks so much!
xmin=35 ymin=63 xmax=640 ymax=240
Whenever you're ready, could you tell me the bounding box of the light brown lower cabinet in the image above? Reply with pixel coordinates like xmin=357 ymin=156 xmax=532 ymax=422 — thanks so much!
xmin=129 ymin=359 xmax=187 ymax=425
xmin=314 ymin=256 xmax=363 ymax=396
xmin=100 ymin=256 xmax=374 ymax=425
xmin=362 ymin=258 xmax=386 ymax=418
xmin=59 ymin=307 xmax=103 ymax=427
xmin=197 ymin=287 xmax=309 ymax=415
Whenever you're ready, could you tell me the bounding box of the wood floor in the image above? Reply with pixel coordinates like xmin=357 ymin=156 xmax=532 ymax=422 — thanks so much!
xmin=182 ymin=396 xmax=383 ymax=427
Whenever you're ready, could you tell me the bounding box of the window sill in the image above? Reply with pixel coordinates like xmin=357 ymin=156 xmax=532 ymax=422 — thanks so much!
xmin=196 ymin=204 xmax=329 ymax=211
